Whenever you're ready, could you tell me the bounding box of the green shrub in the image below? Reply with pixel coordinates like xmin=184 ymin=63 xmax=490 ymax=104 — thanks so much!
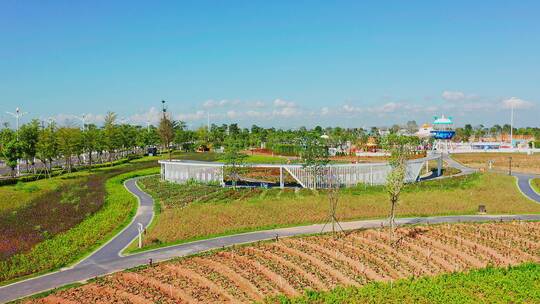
xmin=267 ymin=143 xmax=302 ymax=156
xmin=0 ymin=158 xmax=139 ymax=186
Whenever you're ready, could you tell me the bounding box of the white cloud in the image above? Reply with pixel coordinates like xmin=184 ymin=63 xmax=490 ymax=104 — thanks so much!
xmin=273 ymin=98 xmax=296 ymax=108
xmin=442 ymin=91 xmax=466 ymax=102
xmin=248 ymin=101 xmax=266 ymax=108
xmin=320 ymin=107 xmax=329 ymax=116
xmin=272 ymin=106 xmax=301 ymax=117
xmin=246 ymin=110 xmax=265 ymax=118
xmin=369 ymin=102 xmax=402 ymax=113
xmin=342 ymin=104 xmax=362 ymax=113
xmin=501 ymin=97 xmax=534 ymax=109
xmin=226 ymin=110 xmax=239 ymax=119
xmin=128 ymin=107 xmax=161 ymax=125
xmin=440 ymin=90 xmax=493 ymax=113
xmin=176 ymin=110 xmax=206 ymax=121
xmin=49 ymin=113 xmax=106 ymax=126
xmin=202 ymin=99 xmax=239 ymax=109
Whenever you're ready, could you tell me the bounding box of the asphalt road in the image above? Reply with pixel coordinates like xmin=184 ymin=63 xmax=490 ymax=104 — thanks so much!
xmin=1 ymin=159 xmax=540 ymax=303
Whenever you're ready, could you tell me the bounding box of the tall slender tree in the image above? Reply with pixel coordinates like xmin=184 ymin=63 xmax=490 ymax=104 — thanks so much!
xmin=158 ymin=112 xmax=175 ymax=160
xmin=301 ymin=133 xmax=329 ymax=189
xmin=222 ymin=137 xmax=247 ymax=189
xmin=103 ymin=111 xmax=118 ymax=162
xmin=82 ymin=124 xmax=100 ymax=167
xmin=36 ymin=122 xmax=58 ymax=177
xmin=19 ymin=119 xmax=40 ymax=173
xmin=0 ymin=128 xmax=21 ymax=176
xmin=381 ymin=134 xmax=417 ymax=239
xmin=56 ymin=127 xmax=80 ymax=172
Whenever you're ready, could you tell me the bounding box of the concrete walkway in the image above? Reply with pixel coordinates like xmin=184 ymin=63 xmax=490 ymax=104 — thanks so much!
xmin=78 ymin=178 xmax=155 ymax=265
xmin=1 ymin=162 xmax=540 ymax=303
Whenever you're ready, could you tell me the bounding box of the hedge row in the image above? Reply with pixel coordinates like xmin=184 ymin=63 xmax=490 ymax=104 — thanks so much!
xmin=267 ymin=143 xmax=302 ymax=156
xmin=0 ymin=155 xmax=142 ymax=187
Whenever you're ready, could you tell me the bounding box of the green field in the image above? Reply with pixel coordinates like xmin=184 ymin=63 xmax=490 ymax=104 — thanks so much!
xmin=272 ymin=263 xmax=540 ymax=304
xmin=0 ymin=174 xmax=70 ymax=213
xmin=128 ymin=172 xmax=540 ymax=252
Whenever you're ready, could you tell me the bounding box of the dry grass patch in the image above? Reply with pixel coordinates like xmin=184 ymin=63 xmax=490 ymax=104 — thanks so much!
xmin=133 ymin=172 xmax=540 ymax=249
xmin=452 ymin=152 xmax=540 ymax=174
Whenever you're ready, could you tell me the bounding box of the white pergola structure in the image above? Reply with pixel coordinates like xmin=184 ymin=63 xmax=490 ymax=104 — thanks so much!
xmin=159 ymin=154 xmax=443 ymax=189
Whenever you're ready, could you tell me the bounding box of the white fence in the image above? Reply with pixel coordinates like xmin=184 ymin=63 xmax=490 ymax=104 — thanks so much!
xmin=159 ymin=154 xmax=442 ymax=189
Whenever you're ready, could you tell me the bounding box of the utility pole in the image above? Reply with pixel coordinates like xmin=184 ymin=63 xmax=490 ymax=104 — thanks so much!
xmin=6 ymin=107 xmax=27 ymax=176
xmin=161 ymin=100 xmax=167 ymax=118
xmin=508 ymin=156 xmax=512 ymax=176
xmin=510 ymin=103 xmax=514 ymax=150
xmin=6 ymin=107 xmax=27 ymax=140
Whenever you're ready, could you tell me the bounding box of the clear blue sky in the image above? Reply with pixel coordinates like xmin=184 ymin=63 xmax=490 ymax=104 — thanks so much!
xmin=1 ymin=1 xmax=539 ymax=128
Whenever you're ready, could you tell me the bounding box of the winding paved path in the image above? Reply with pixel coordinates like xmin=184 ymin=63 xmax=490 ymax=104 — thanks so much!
xmin=513 ymin=173 xmax=540 ymax=203
xmin=1 ymin=161 xmax=540 ymax=303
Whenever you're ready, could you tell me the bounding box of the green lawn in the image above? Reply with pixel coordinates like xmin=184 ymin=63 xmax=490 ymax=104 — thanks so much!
xmin=243 ymin=154 xmax=295 ymax=164
xmin=272 ymin=263 xmax=540 ymax=304
xmin=532 ymin=179 xmax=540 ymax=194
xmin=128 ymin=172 xmax=540 ymax=252
xmin=0 ymin=175 xmax=68 ymax=213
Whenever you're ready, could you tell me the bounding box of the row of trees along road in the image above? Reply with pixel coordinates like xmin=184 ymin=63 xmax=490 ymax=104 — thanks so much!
xmin=0 ymin=112 xmax=166 ymax=177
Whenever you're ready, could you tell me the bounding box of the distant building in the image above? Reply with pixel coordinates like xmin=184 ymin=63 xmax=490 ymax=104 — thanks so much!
xmin=415 ymin=123 xmax=433 ymax=138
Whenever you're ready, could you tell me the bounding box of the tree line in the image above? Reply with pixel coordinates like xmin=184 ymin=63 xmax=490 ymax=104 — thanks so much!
xmin=2 ymin=110 xmax=539 ymax=177
xmin=0 ymin=112 xmax=162 ymax=176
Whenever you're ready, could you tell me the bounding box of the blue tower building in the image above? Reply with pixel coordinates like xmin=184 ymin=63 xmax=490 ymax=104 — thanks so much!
xmin=431 ymin=115 xmax=455 ymax=151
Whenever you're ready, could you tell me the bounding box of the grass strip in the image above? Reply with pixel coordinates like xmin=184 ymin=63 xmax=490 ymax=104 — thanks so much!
xmin=271 ymin=263 xmax=540 ymax=304
xmin=531 ymin=179 xmax=540 ymax=194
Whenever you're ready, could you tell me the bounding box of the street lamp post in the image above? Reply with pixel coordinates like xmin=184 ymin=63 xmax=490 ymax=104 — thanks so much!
xmin=75 ymin=114 xmax=87 ymax=131
xmin=6 ymin=107 xmax=28 ymax=176
xmin=510 ymin=103 xmax=514 ymax=150
xmin=6 ymin=107 xmax=27 ymax=140
xmin=508 ymin=156 xmax=512 ymax=176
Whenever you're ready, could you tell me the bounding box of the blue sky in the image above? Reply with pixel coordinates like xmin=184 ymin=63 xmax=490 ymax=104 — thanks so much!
xmin=1 ymin=1 xmax=539 ymax=128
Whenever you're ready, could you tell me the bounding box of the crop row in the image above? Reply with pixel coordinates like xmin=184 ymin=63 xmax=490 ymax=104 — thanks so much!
xmin=27 ymin=221 xmax=540 ymax=303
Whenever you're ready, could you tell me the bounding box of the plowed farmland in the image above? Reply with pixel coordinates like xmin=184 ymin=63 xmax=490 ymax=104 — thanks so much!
xmin=24 ymin=221 xmax=540 ymax=303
